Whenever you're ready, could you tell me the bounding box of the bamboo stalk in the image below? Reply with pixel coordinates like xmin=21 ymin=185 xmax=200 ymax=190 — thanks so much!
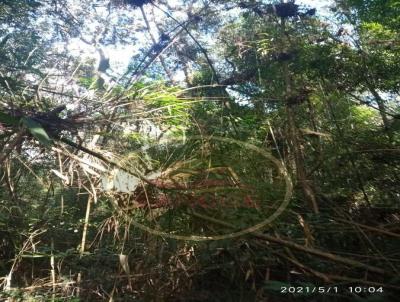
xmin=80 ymin=196 xmax=92 ymax=255
xmin=189 ymin=211 xmax=388 ymax=275
xmin=50 ymin=239 xmax=56 ymax=302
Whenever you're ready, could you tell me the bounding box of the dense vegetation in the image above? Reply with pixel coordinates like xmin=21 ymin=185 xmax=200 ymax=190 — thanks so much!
xmin=0 ymin=0 xmax=399 ymax=301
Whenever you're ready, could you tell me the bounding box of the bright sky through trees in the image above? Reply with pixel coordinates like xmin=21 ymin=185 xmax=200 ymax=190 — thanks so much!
xmin=67 ymin=0 xmax=335 ymax=84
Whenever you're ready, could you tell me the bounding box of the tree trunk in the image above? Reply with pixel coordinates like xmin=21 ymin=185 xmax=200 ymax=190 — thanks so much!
xmin=285 ymin=104 xmax=319 ymax=214
xmin=280 ymin=8 xmax=319 ymax=214
xmin=140 ymin=6 xmax=175 ymax=84
xmin=365 ymin=82 xmax=392 ymax=140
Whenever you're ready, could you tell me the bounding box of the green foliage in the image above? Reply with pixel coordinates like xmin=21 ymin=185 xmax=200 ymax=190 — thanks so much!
xmin=21 ymin=117 xmax=53 ymax=147
xmin=77 ymin=76 xmax=97 ymax=89
xmin=0 ymin=0 xmax=399 ymax=301
xmin=0 ymin=111 xmax=20 ymax=126
xmin=342 ymin=0 xmax=400 ymax=30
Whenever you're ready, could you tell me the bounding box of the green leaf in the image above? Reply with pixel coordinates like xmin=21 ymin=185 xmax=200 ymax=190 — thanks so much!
xmin=22 ymin=117 xmax=53 ymax=147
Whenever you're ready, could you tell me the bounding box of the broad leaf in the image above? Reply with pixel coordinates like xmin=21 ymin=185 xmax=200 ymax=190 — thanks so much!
xmin=22 ymin=117 xmax=53 ymax=147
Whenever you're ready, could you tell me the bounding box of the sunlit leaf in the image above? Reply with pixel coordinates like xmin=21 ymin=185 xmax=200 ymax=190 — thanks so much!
xmin=51 ymin=169 xmax=69 ymax=182
xmin=22 ymin=117 xmax=53 ymax=147
xmin=119 ymin=254 xmax=130 ymax=275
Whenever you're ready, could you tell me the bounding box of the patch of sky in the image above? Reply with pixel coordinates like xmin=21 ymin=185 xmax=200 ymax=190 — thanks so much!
xmin=64 ymin=0 xmax=337 ymax=85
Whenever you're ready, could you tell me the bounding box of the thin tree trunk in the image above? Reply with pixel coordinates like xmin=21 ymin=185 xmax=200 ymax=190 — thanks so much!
xmin=279 ymin=9 xmax=319 ymax=214
xmin=285 ymin=105 xmax=319 ymax=214
xmin=365 ymin=82 xmax=392 ymax=141
xmin=140 ymin=6 xmax=175 ymax=83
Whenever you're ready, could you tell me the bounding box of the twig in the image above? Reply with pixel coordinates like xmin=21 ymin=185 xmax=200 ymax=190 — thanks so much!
xmin=280 ymin=253 xmax=331 ymax=282
xmin=0 ymin=130 xmax=25 ymax=165
xmin=152 ymin=3 xmax=220 ymax=84
xmin=140 ymin=6 xmax=174 ymax=83
xmin=335 ymin=218 xmax=400 ymax=239
xmin=189 ymin=211 xmax=389 ymax=275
